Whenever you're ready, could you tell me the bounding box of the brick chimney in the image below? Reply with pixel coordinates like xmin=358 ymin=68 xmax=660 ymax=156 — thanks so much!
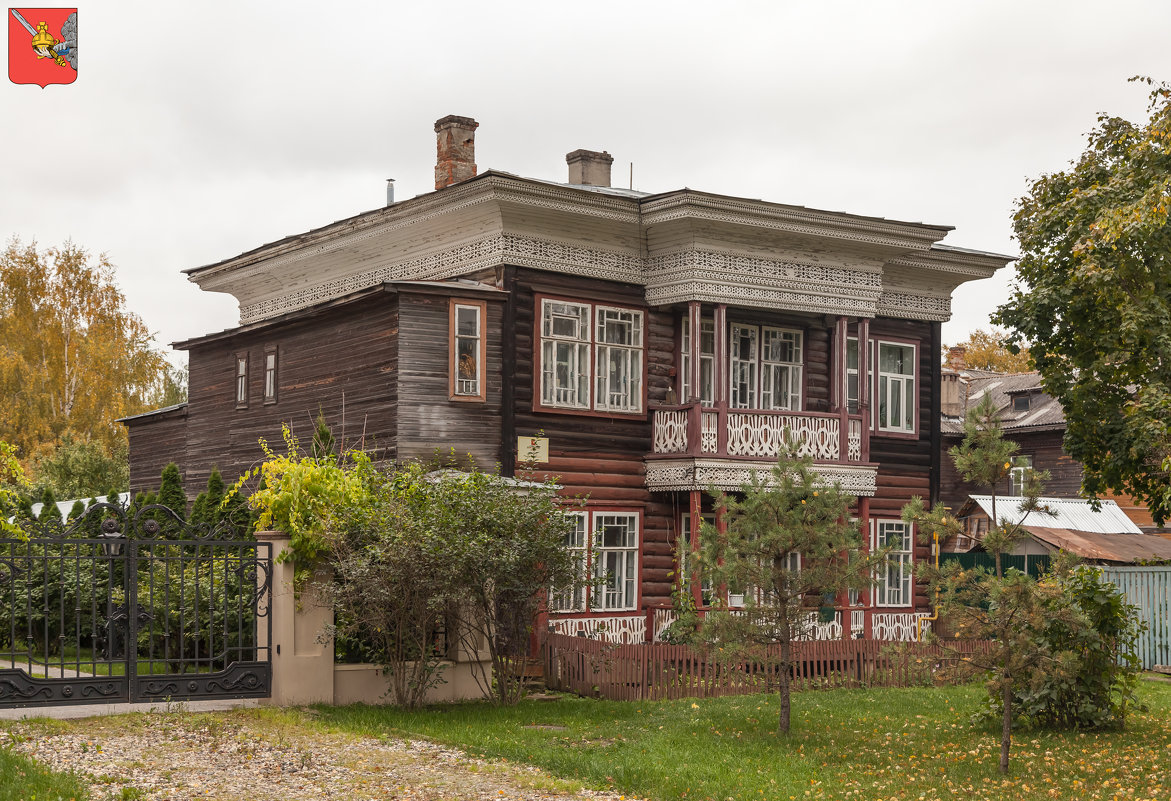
xmin=566 ymin=149 xmax=613 ymax=187
xmin=946 ymin=345 xmax=968 ymax=371
xmin=434 ymin=115 xmax=479 ymax=190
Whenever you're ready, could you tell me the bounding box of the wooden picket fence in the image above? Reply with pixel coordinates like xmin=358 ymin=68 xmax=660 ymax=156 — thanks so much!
xmin=541 ymin=633 xmax=993 ymax=701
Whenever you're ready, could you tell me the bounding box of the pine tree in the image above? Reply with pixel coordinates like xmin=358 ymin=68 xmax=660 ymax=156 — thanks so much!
xmin=310 ymin=409 xmax=337 ymax=462
xmin=38 ymin=486 xmax=63 ymax=526
xmin=67 ymin=499 xmax=85 ymax=523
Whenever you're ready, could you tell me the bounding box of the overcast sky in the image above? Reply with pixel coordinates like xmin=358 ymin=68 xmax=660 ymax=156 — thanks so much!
xmin=3 ymin=1 xmax=1169 ymax=367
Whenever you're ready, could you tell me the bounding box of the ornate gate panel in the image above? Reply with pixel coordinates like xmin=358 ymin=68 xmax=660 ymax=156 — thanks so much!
xmin=0 ymin=503 xmax=271 ymax=708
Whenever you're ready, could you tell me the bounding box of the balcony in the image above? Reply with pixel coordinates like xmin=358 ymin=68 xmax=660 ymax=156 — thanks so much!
xmin=645 ymin=403 xmax=877 ymax=495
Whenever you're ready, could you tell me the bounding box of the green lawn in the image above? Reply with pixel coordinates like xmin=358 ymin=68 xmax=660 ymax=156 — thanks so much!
xmin=314 ymin=680 xmax=1171 ymax=801
xmin=0 ymin=745 xmax=87 ymax=801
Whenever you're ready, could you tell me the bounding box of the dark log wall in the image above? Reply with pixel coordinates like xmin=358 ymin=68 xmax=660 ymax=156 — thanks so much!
xmin=126 ymin=408 xmax=189 ymax=495
xmin=509 ymin=268 xmax=676 ymax=609
xmin=180 ymin=294 xmax=400 ymax=495
xmin=939 ymin=428 xmax=1081 ymax=512
xmin=395 ymin=290 xmax=503 ymax=468
xmin=867 ymin=317 xmax=937 ymax=610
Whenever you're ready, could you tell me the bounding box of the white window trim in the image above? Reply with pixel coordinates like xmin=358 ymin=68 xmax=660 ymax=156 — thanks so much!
xmin=875 ymin=340 xmax=917 ymax=434
xmin=235 ymin=353 xmax=248 ymax=408
xmin=729 ymin=323 xmax=803 ymax=411
xmin=550 ymin=511 xmax=589 ymax=613
xmin=550 ymin=510 xmax=641 ymax=613
xmin=1009 ymin=455 xmax=1033 ymax=497
xmin=873 ymin=519 xmax=913 ymax=608
xmin=681 ymin=317 xmax=716 ymax=406
xmin=538 ymin=298 xmax=644 ymax=414
xmin=451 ymin=301 xmax=485 ymax=400
xmin=760 ymin=326 xmax=803 ymax=412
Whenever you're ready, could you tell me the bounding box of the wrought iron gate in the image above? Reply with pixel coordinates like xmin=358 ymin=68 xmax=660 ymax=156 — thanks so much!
xmin=0 ymin=502 xmax=271 ymax=708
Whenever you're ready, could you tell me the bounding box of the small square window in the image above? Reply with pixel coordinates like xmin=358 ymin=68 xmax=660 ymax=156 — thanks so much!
xmin=1012 ymin=395 xmax=1031 ymax=413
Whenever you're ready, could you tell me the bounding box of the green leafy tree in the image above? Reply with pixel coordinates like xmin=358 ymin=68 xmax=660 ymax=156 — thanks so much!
xmin=996 ymin=78 xmax=1171 ymax=522
xmin=697 ymin=449 xmax=889 ymax=735
xmin=30 ymin=434 xmax=128 ymax=499
xmin=0 ymin=441 xmax=32 ymax=536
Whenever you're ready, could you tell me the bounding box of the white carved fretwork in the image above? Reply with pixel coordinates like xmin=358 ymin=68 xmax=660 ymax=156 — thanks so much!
xmin=793 ymin=612 xmax=844 ymax=641
xmin=726 ymin=413 xmax=840 ymax=460
xmin=652 ymin=608 xmax=678 ymax=642
xmin=549 ymin=615 xmax=647 ymax=644
xmin=700 ymin=412 xmax=719 ymax=454
xmin=645 ymin=458 xmax=878 ymax=496
xmin=652 ymin=410 xmax=689 ymax=454
xmin=848 ymin=418 xmax=862 ymax=462
xmin=872 ymin=612 xmax=932 ymax=642
xmin=875 ymin=291 xmax=952 ymax=322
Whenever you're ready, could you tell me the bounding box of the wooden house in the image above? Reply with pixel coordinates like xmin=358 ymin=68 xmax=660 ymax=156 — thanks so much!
xmin=123 ymin=115 xmax=1011 ymax=643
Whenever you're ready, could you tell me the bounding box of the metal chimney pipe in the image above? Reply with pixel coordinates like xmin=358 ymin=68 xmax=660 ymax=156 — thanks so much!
xmin=386 ymin=178 xmax=395 ymax=206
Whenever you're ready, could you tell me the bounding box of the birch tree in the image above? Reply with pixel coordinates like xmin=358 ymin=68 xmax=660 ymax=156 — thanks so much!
xmin=0 ymin=239 xmax=170 ymax=465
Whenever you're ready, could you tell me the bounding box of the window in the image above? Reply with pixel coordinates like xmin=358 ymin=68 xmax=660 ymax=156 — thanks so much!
xmin=1009 ymin=455 xmax=1033 ymax=496
xmin=549 ymin=510 xmax=640 ymax=613
xmin=538 ymin=298 xmax=643 ymax=414
xmin=235 ymin=353 xmax=248 ymax=408
xmin=730 ymin=324 xmax=803 ymax=411
xmin=551 ymin=513 xmax=589 ymax=613
xmin=1012 ymin=395 xmax=1031 ymax=413
xmin=450 ymin=299 xmax=486 ymax=401
xmin=874 ymin=520 xmax=913 ymax=607
xmin=263 ymin=346 xmax=278 ymax=404
xmin=680 ymin=317 xmax=715 ymax=406
xmin=846 ymin=338 xmax=859 ymax=414
xmin=876 ymin=342 xmax=916 ymax=433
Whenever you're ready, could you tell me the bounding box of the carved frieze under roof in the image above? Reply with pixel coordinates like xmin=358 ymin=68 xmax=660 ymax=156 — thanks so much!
xmin=193 ymin=172 xmax=1012 ymax=326
xmin=644 ymin=458 xmax=878 ymax=496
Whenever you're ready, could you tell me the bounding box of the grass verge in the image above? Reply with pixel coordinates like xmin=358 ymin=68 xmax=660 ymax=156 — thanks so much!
xmin=0 ymin=744 xmax=88 ymax=801
xmin=314 ymin=680 xmax=1171 ymax=801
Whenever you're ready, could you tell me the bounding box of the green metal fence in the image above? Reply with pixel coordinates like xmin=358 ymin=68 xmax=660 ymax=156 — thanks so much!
xmin=939 ymin=552 xmax=1051 ymax=579
xmin=1098 ymin=566 xmax=1171 ymax=670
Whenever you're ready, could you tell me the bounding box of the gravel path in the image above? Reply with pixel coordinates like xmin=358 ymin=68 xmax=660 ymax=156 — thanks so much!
xmin=1 ymin=710 xmax=633 ymax=801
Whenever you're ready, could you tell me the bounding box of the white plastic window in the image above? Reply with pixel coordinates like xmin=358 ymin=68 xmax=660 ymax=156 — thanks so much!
xmin=453 ymin=304 xmax=482 ymax=396
xmin=877 ymin=342 xmax=916 ymax=433
xmin=874 ymin=520 xmax=913 ymax=607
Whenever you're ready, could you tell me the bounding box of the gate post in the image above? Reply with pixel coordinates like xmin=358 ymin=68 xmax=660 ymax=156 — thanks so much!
xmin=255 ymin=531 xmax=335 ymax=706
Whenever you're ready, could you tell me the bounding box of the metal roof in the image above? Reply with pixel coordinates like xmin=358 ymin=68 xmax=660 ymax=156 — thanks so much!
xmin=1024 ymin=526 xmax=1171 ymax=563
xmin=941 ymin=371 xmax=1065 ymax=434
xmin=967 ymin=496 xmax=1143 ymax=534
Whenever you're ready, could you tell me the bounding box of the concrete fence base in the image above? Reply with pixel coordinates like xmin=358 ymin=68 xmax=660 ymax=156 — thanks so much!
xmin=255 ymin=531 xmax=490 ymax=707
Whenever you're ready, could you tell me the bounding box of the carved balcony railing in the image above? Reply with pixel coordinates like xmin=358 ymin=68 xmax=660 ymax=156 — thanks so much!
xmin=650 ymin=403 xmax=867 ymax=464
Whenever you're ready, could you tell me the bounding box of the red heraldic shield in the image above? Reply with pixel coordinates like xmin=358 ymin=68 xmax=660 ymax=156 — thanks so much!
xmin=8 ymin=8 xmax=76 ymax=87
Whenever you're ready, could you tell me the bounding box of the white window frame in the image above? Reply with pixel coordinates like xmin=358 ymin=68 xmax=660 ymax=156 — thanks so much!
xmin=680 ymin=317 xmax=716 ymax=406
xmin=680 ymin=513 xmax=715 ymax=606
xmin=235 ymin=353 xmax=248 ymax=408
xmin=538 ymin=298 xmax=644 ymax=414
xmin=876 ymin=341 xmax=916 ymax=434
xmin=1009 ymin=455 xmax=1033 ymax=497
xmin=550 ymin=512 xmax=589 ymax=613
xmin=730 ymin=323 xmax=803 ymax=411
xmin=873 ymin=520 xmax=913 ymax=608
xmin=846 ymin=337 xmax=859 ymax=415
xmin=550 ymin=510 xmax=640 ymax=613
xmin=451 ymin=300 xmax=486 ymax=401
xmin=594 ymin=306 xmax=643 ymax=413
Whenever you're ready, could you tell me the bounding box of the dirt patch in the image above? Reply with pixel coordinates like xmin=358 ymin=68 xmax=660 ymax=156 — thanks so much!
xmin=1 ymin=709 xmax=635 ymax=801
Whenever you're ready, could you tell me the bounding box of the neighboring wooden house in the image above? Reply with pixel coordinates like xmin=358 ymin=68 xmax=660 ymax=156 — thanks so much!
xmin=123 ymin=115 xmax=1012 ymax=642
xmin=953 ymin=496 xmax=1171 ymax=565
xmin=938 ymin=360 xmax=1161 ymax=532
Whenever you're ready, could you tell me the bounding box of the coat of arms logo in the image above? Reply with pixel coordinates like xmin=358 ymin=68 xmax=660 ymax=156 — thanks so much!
xmin=8 ymin=8 xmax=76 ymax=87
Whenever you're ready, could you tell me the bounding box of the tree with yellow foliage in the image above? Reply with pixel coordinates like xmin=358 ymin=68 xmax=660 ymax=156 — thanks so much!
xmin=0 ymin=238 xmax=171 ymax=470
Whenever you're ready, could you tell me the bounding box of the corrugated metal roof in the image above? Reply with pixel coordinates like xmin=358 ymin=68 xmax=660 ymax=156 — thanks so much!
xmin=1024 ymin=526 xmax=1171 ymax=563
xmin=968 ymin=496 xmax=1143 ymax=534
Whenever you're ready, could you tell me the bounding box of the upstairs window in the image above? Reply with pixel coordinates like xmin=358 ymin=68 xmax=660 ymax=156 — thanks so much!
xmin=876 ymin=341 xmax=916 ymax=434
xmin=1009 ymin=455 xmax=1034 ymax=496
xmin=846 ymin=338 xmax=859 ymax=414
xmin=680 ymin=317 xmax=715 ymax=406
xmin=538 ymin=298 xmax=643 ymax=414
xmin=235 ymin=353 xmax=248 ymax=408
xmin=263 ymin=346 xmax=278 ymax=404
xmin=1012 ymin=394 xmax=1031 ymax=413
xmin=450 ymin=299 xmax=487 ymax=401
xmin=730 ymin=324 xmax=803 ymax=411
